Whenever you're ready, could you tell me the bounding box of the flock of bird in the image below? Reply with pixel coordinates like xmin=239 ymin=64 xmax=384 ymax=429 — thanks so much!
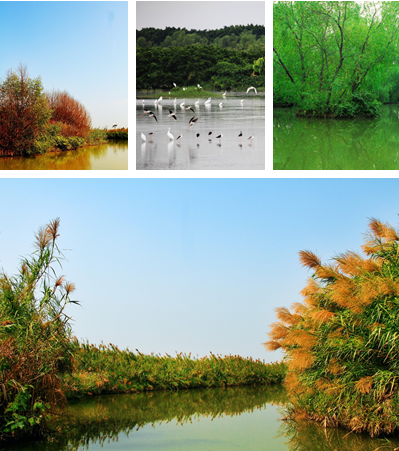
xmin=139 ymin=87 xmax=258 ymax=146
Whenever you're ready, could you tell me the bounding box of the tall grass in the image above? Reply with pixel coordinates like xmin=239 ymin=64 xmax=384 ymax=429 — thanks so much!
xmin=265 ymin=217 xmax=399 ymax=437
xmin=0 ymin=219 xmax=78 ymax=441
xmin=63 ymin=341 xmax=286 ymax=398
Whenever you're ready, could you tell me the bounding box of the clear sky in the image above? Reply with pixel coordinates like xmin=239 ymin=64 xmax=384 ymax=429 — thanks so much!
xmin=1 ymin=178 xmax=399 ymax=362
xmin=0 ymin=1 xmax=127 ymax=128
xmin=136 ymin=1 xmax=265 ymax=30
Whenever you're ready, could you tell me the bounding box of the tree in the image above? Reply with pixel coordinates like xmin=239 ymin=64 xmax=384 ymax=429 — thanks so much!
xmin=0 ymin=65 xmax=52 ymax=155
xmin=265 ymin=217 xmax=399 ymax=436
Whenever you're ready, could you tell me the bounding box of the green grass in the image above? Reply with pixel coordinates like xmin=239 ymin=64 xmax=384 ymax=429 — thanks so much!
xmin=62 ymin=340 xmax=287 ymax=399
xmin=140 ymin=86 xmax=224 ymax=99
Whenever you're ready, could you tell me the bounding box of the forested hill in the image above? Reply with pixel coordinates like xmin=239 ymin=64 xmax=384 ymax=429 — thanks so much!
xmin=137 ymin=25 xmax=265 ymax=52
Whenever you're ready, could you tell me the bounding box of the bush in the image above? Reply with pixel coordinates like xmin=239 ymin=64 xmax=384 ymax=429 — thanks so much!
xmin=0 ymin=65 xmax=52 ymax=156
xmin=0 ymin=219 xmax=78 ymax=441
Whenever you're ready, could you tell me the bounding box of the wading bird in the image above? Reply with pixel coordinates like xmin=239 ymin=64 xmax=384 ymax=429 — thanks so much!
xmin=185 ymin=106 xmax=195 ymax=112
xmin=248 ymin=134 xmax=255 ymax=143
xmin=222 ymin=91 xmax=227 ymax=97
xmin=246 ymin=86 xmax=258 ymax=95
xmin=167 ymin=109 xmax=177 ymax=121
xmin=141 ymin=132 xmax=146 ymax=142
xmin=188 ymin=116 xmax=198 ymax=130
xmin=180 ymin=101 xmax=185 ymax=108
xmin=176 ymin=134 xmax=182 ymax=144
xmin=196 ymin=133 xmax=200 ymax=144
xmin=148 ymin=132 xmax=153 ymax=142
xmin=140 ymin=109 xmax=152 ymax=116
xmin=208 ymin=131 xmax=212 ymax=140
xmin=148 ymin=112 xmax=158 ymax=122
xmin=240 ymin=99 xmax=244 ymax=104
xmin=216 ymin=134 xmax=223 ymax=144
xmin=167 ymin=128 xmax=174 ymax=141
xmin=219 ymin=102 xmax=223 ymax=107
xmin=204 ymin=97 xmax=211 ymax=105
xmin=238 ymin=131 xmax=242 ymax=142
xmin=173 ymin=83 xmax=177 ymax=87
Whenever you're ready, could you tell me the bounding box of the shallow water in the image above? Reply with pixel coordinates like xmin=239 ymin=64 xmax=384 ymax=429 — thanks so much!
xmin=136 ymin=96 xmax=265 ymax=170
xmin=0 ymin=141 xmax=128 ymax=170
xmin=273 ymin=104 xmax=399 ymax=170
xmin=5 ymin=385 xmax=399 ymax=451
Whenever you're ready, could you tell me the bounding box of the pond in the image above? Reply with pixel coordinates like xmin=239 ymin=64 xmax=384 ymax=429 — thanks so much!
xmin=0 ymin=141 xmax=128 ymax=170
xmin=136 ymin=96 xmax=265 ymax=170
xmin=5 ymin=385 xmax=399 ymax=451
xmin=273 ymin=104 xmax=399 ymax=170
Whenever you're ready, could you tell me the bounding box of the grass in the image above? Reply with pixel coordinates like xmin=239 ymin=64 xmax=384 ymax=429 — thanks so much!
xmin=139 ymin=86 xmax=224 ymax=99
xmin=62 ymin=340 xmax=287 ymax=398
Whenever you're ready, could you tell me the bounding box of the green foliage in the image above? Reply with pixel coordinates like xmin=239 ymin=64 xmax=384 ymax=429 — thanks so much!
xmin=266 ymin=217 xmax=399 ymax=436
xmin=62 ymin=341 xmax=287 ymax=398
xmin=0 ymin=219 xmax=78 ymax=441
xmin=273 ymin=1 xmax=399 ymax=116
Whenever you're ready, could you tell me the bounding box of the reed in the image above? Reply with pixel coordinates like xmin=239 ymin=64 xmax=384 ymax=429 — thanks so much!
xmin=265 ymin=216 xmax=399 ymax=437
xmin=62 ymin=342 xmax=286 ymax=398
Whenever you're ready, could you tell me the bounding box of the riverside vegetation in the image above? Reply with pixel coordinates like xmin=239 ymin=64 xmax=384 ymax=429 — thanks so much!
xmin=265 ymin=217 xmax=399 ymax=437
xmin=273 ymin=2 xmax=399 ymax=117
xmin=0 ymin=219 xmax=285 ymax=443
xmin=0 ymin=65 xmax=127 ymax=157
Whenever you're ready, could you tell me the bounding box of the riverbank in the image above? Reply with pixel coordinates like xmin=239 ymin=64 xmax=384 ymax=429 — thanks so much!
xmin=62 ymin=340 xmax=287 ymax=399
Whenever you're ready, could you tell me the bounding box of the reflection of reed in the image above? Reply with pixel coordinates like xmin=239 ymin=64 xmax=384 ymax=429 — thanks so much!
xmin=19 ymin=385 xmax=287 ymax=451
xmin=279 ymin=415 xmax=399 ymax=451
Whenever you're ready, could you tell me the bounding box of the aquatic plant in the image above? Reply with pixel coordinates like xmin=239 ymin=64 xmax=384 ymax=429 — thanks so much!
xmin=265 ymin=217 xmax=399 ymax=436
xmin=106 ymin=127 xmax=128 ymax=140
xmin=0 ymin=219 xmax=78 ymax=441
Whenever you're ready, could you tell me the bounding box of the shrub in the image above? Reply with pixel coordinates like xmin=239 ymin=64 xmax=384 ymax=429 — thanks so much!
xmin=0 ymin=65 xmax=52 ymax=156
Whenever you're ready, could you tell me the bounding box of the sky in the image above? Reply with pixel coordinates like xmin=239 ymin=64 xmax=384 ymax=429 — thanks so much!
xmin=1 ymin=178 xmax=399 ymax=363
xmin=136 ymin=1 xmax=265 ymax=30
xmin=0 ymin=1 xmax=128 ymax=129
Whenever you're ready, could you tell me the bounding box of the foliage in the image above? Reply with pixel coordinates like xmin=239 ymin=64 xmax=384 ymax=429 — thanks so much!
xmin=0 ymin=64 xmax=52 ymax=156
xmin=273 ymin=1 xmax=399 ymax=116
xmin=62 ymin=342 xmax=287 ymax=398
xmin=137 ymin=46 xmax=265 ymax=90
xmin=0 ymin=219 xmax=78 ymax=441
xmin=46 ymin=90 xmax=91 ymax=138
xmin=106 ymin=128 xmax=128 ymax=140
xmin=265 ymin=217 xmax=399 ymax=436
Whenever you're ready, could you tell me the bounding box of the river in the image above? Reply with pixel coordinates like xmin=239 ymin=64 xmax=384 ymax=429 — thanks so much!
xmin=0 ymin=141 xmax=128 ymax=170
xmin=4 ymin=385 xmax=399 ymax=451
xmin=136 ymin=96 xmax=265 ymax=170
xmin=273 ymin=104 xmax=399 ymax=170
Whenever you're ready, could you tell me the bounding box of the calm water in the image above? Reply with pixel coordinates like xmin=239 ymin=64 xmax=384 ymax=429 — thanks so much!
xmin=5 ymin=385 xmax=399 ymax=451
xmin=273 ymin=104 xmax=399 ymax=170
xmin=136 ymin=96 xmax=265 ymax=170
xmin=0 ymin=141 xmax=128 ymax=170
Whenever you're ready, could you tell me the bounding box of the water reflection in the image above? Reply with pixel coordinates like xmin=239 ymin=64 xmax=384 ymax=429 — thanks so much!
xmin=273 ymin=104 xmax=399 ymax=170
xmin=0 ymin=141 xmax=128 ymax=170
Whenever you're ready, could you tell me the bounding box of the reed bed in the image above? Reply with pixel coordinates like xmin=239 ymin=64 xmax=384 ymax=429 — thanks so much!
xmin=62 ymin=341 xmax=286 ymax=398
xmin=265 ymin=217 xmax=399 ymax=437
xmin=106 ymin=128 xmax=128 ymax=140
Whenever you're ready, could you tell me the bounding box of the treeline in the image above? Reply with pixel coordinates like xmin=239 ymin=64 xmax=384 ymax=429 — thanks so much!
xmin=137 ymin=46 xmax=265 ymax=90
xmin=137 ymin=25 xmax=265 ymax=52
xmin=274 ymin=1 xmax=399 ymax=117
xmin=0 ymin=65 xmax=106 ymax=156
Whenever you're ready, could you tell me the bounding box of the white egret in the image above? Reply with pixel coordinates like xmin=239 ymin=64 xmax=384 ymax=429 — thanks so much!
xmin=141 ymin=132 xmax=146 ymax=142
xmin=204 ymin=97 xmax=211 ymax=105
xmin=167 ymin=128 xmax=174 ymax=141
xmin=246 ymin=86 xmax=258 ymax=94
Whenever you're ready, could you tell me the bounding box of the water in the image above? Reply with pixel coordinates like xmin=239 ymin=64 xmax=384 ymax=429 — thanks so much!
xmin=5 ymin=385 xmax=399 ymax=451
xmin=0 ymin=141 xmax=128 ymax=170
xmin=136 ymin=96 xmax=265 ymax=170
xmin=273 ymin=104 xmax=399 ymax=170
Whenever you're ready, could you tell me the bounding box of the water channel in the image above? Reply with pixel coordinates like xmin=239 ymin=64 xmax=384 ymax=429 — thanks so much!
xmin=0 ymin=141 xmax=128 ymax=170
xmin=136 ymin=96 xmax=265 ymax=170
xmin=5 ymin=385 xmax=399 ymax=451
xmin=273 ymin=104 xmax=399 ymax=170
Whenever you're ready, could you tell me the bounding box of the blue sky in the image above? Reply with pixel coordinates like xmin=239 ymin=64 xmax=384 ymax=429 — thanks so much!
xmin=1 ymin=178 xmax=399 ymax=362
xmin=0 ymin=1 xmax=127 ymax=128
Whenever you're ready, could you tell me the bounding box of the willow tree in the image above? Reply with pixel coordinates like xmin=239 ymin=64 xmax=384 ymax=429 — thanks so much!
xmin=265 ymin=217 xmax=399 ymax=436
xmin=273 ymin=1 xmax=399 ymax=115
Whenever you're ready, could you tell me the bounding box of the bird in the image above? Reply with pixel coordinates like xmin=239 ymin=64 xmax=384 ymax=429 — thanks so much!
xmin=246 ymin=86 xmax=258 ymax=95
xmin=238 ymin=131 xmax=242 ymax=142
xmin=204 ymin=97 xmax=211 ymax=105
xmin=195 ymin=99 xmax=199 ymax=106
xmin=148 ymin=112 xmax=158 ymax=122
xmin=140 ymin=109 xmax=152 ymax=116
xmin=148 ymin=132 xmax=153 ymax=142
xmin=196 ymin=133 xmax=200 ymax=144
xmin=248 ymin=134 xmax=255 ymax=143
xmin=219 ymin=102 xmax=223 ymax=107
xmin=176 ymin=134 xmax=183 ymax=144
xmin=185 ymin=106 xmax=195 ymax=112
xmin=112 ymin=124 xmax=117 ymax=128
xmin=167 ymin=109 xmax=177 ymax=121
xmin=208 ymin=131 xmax=212 ymax=141
xmin=167 ymin=128 xmax=174 ymax=141
xmin=240 ymin=99 xmax=244 ymax=104
xmin=180 ymin=102 xmax=185 ymax=108
xmin=222 ymin=91 xmax=227 ymax=97
xmin=188 ymin=116 xmax=198 ymax=130
xmin=173 ymin=83 xmax=177 ymax=87
xmin=173 ymin=98 xmax=177 ymax=104
xmin=197 ymin=83 xmax=202 ymax=89
xmin=142 ymin=99 xmax=145 ymax=105
xmin=158 ymin=96 xmax=163 ymax=103
xmin=216 ymin=134 xmax=223 ymax=143
xmin=141 ymin=132 xmax=146 ymax=142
